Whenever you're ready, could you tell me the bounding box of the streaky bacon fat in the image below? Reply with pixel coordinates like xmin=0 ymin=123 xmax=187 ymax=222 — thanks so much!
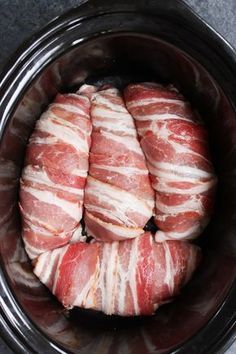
xmin=78 ymin=84 xmax=154 ymax=242
xmin=19 ymin=93 xmax=92 ymax=258
xmin=124 ymin=83 xmax=216 ymax=242
xmin=34 ymin=232 xmax=201 ymax=316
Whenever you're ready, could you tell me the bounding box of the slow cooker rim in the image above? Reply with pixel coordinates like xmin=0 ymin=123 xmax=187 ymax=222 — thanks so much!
xmin=1 ymin=1 xmax=236 ymax=141
xmin=0 ymin=1 xmax=236 ymax=353
xmin=1 ymin=0 xmax=236 ymax=92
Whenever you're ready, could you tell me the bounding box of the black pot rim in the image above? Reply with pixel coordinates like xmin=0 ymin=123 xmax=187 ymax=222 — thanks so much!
xmin=0 ymin=1 xmax=236 ymax=353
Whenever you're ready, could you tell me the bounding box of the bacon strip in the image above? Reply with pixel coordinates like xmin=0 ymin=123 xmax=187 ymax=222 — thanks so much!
xmin=33 ymin=232 xmax=200 ymax=316
xmin=19 ymin=93 xmax=92 ymax=258
xmin=79 ymin=85 xmax=154 ymax=242
xmin=124 ymin=83 xmax=216 ymax=241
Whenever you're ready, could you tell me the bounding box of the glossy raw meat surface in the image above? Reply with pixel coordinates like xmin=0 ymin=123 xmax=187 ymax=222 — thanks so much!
xmin=80 ymin=85 xmax=154 ymax=241
xmin=19 ymin=93 xmax=91 ymax=258
xmin=124 ymin=83 xmax=216 ymax=241
xmin=34 ymin=232 xmax=201 ymax=316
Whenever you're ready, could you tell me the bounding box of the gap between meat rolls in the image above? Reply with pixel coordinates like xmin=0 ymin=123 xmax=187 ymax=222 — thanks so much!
xmin=79 ymin=84 xmax=154 ymax=242
xmin=33 ymin=232 xmax=201 ymax=316
xmin=19 ymin=92 xmax=91 ymax=259
xmin=124 ymin=83 xmax=217 ymax=242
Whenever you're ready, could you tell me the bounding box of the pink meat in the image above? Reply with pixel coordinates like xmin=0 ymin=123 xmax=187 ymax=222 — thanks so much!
xmin=33 ymin=232 xmax=201 ymax=316
xmin=124 ymin=83 xmax=216 ymax=241
xmin=79 ymin=85 xmax=154 ymax=242
xmin=19 ymin=93 xmax=92 ymax=258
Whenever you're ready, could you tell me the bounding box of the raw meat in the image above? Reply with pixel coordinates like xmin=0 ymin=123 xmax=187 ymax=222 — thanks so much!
xmin=79 ymin=85 xmax=154 ymax=241
xmin=19 ymin=93 xmax=92 ymax=258
xmin=34 ymin=232 xmax=201 ymax=316
xmin=124 ymin=83 xmax=216 ymax=241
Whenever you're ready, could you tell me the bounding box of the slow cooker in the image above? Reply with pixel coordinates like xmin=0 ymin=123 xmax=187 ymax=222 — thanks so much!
xmin=0 ymin=0 xmax=235 ymax=353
